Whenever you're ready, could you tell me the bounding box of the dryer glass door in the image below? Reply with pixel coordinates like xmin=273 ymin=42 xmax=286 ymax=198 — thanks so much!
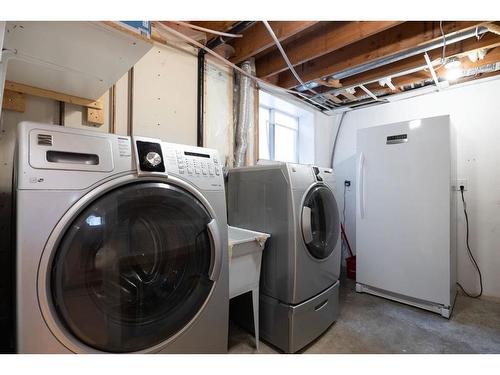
xmin=301 ymin=184 xmax=340 ymax=260
xmin=50 ymin=182 xmax=215 ymax=353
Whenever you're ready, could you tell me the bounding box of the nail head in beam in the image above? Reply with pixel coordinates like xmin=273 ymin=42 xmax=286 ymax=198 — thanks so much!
xmin=2 ymin=89 xmax=26 ymax=112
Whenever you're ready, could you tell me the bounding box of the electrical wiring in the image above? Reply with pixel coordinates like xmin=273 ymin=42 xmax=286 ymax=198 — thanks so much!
xmin=261 ymin=21 xmax=319 ymax=97
xmin=456 ymin=187 xmax=483 ymax=298
xmin=341 ymin=182 xmax=347 ymax=257
xmin=440 ymin=21 xmax=447 ymax=65
xmin=330 ymin=111 xmax=347 ymax=169
xmin=342 ymin=182 xmax=347 ymax=227
xmin=431 ymin=21 xmax=449 ymax=73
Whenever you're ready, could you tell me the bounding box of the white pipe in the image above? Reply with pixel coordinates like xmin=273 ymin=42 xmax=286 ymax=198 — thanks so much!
xmin=424 ymin=52 xmax=441 ymax=91
xmin=261 ymin=21 xmax=336 ymax=111
xmin=166 ymin=21 xmax=243 ymax=38
xmin=261 ymin=21 xmax=311 ymax=94
xmin=359 ymin=84 xmax=379 ymax=101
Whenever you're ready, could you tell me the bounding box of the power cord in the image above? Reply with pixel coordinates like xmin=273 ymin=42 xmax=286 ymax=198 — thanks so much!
xmin=456 ymin=185 xmax=483 ymax=298
xmin=439 ymin=21 xmax=446 ymax=66
xmin=342 ymin=181 xmax=348 ymax=226
xmin=341 ymin=180 xmax=351 ymax=258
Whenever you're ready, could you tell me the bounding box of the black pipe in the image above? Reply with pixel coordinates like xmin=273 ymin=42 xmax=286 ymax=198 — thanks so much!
xmin=196 ymin=21 xmax=255 ymax=147
xmin=197 ymin=52 xmax=205 ymax=147
xmin=127 ymin=67 xmax=134 ymax=136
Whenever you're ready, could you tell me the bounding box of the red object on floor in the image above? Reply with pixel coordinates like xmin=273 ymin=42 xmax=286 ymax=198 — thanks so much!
xmin=341 ymin=223 xmax=356 ymax=280
xmin=346 ymin=255 xmax=356 ymax=280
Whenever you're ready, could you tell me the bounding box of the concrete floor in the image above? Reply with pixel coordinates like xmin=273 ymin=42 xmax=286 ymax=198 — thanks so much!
xmin=228 ymin=278 xmax=500 ymax=354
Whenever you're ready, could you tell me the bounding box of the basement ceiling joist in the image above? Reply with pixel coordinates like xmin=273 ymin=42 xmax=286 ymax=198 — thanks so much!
xmin=255 ymin=21 xmax=404 ymax=78
xmin=181 ymin=21 xmax=241 ymax=46
xmin=189 ymin=21 xmax=239 ymax=33
xmin=329 ymin=32 xmax=500 ymax=93
xmin=359 ymin=47 xmax=500 ymax=95
xmin=229 ymin=21 xmax=319 ymax=64
xmin=277 ymin=21 xmax=483 ymax=89
xmin=181 ymin=20 xmax=500 ymax=111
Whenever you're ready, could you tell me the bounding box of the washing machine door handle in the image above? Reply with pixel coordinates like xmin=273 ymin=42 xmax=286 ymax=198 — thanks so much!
xmin=207 ymin=219 xmax=222 ymax=281
xmin=302 ymin=206 xmax=313 ymax=244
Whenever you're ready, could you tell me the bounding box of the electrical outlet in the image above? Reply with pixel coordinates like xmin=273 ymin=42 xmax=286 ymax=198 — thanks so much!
xmin=454 ymin=179 xmax=468 ymax=191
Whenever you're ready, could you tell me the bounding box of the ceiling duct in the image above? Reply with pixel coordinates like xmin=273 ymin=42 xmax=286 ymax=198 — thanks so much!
xmin=330 ymin=25 xmax=490 ymax=80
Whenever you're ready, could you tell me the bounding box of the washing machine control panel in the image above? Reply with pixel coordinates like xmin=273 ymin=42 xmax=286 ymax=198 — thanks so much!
xmin=163 ymin=142 xmax=223 ymax=190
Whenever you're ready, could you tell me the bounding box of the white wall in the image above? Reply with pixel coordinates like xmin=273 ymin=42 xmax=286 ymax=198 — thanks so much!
xmin=318 ymin=77 xmax=500 ymax=299
xmin=314 ymin=111 xmax=338 ymax=168
xmin=132 ymin=44 xmax=198 ymax=144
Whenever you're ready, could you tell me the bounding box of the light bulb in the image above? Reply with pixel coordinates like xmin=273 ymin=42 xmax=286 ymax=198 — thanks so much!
xmin=445 ymin=58 xmax=461 ymax=70
xmin=468 ymin=51 xmax=479 ymax=63
xmin=445 ymin=67 xmax=463 ymax=81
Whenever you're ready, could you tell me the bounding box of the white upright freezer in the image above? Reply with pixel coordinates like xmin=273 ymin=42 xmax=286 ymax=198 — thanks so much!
xmin=355 ymin=115 xmax=457 ymax=318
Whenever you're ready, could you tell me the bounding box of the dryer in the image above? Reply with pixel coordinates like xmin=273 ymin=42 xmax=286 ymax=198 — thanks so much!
xmin=228 ymin=162 xmax=341 ymax=353
xmin=15 ymin=122 xmax=228 ymax=353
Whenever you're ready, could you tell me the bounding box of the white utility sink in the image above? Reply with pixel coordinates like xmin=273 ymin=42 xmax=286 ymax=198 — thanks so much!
xmin=228 ymin=225 xmax=270 ymax=351
xmin=228 ymin=226 xmax=270 ymax=298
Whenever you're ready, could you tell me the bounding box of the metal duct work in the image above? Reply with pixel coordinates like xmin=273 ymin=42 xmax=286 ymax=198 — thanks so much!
xmin=461 ymin=62 xmax=500 ymax=76
xmin=233 ymin=60 xmax=253 ymax=167
xmin=331 ymin=26 xmax=490 ymax=80
xmin=331 ymin=61 xmax=500 ymax=112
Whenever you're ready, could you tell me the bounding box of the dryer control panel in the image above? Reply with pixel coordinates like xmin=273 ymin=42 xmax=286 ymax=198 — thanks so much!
xmin=314 ymin=166 xmax=336 ymax=192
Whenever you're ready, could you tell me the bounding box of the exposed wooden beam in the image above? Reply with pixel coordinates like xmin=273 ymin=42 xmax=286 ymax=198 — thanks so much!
xmin=338 ymin=46 xmax=500 ymax=103
xmin=277 ymin=21 xmax=482 ymax=89
xmin=315 ymin=77 xmax=343 ymax=88
xmin=4 ymin=80 xmax=104 ymax=109
xmin=256 ymin=21 xmax=403 ymax=78
xmin=189 ymin=21 xmax=238 ymax=33
xmin=392 ymin=47 xmax=500 ymax=87
xmin=158 ymin=22 xmax=207 ymax=44
xmin=339 ymin=32 xmax=500 ymax=89
xmin=230 ymin=21 xmax=319 ymax=65
xmin=2 ymin=90 xmax=26 ymax=112
xmin=87 ymin=107 xmax=105 ymax=125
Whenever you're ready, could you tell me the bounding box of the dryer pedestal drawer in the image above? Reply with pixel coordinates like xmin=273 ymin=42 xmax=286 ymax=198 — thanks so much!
xmin=260 ymin=280 xmax=339 ymax=353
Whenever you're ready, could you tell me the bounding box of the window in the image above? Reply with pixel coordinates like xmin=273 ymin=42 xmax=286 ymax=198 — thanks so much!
xmin=259 ymin=106 xmax=299 ymax=163
xmin=258 ymin=90 xmax=315 ymax=165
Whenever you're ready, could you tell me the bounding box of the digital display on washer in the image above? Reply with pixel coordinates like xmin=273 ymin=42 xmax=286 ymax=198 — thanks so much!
xmin=184 ymin=151 xmax=210 ymax=159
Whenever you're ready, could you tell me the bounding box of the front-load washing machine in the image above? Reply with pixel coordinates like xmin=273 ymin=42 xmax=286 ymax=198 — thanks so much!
xmin=15 ymin=121 xmax=228 ymax=353
xmin=228 ymin=162 xmax=341 ymax=352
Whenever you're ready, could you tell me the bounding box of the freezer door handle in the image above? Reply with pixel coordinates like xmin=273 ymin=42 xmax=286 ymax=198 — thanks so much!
xmin=302 ymin=206 xmax=313 ymax=244
xmin=358 ymin=152 xmax=365 ymax=219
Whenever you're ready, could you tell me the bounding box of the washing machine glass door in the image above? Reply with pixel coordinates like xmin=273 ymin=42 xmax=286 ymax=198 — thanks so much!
xmin=50 ymin=182 xmax=215 ymax=353
xmin=301 ymin=184 xmax=340 ymax=260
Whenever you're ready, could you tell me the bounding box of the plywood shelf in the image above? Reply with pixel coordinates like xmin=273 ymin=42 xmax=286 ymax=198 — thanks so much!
xmin=2 ymin=21 xmax=153 ymax=101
